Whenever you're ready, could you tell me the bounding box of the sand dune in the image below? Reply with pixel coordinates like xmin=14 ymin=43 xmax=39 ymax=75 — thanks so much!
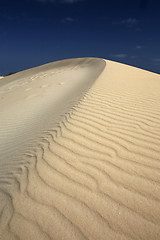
xmin=0 ymin=58 xmax=160 ymax=240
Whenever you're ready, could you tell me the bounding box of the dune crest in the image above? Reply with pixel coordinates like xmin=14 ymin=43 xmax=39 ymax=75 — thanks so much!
xmin=0 ymin=58 xmax=160 ymax=240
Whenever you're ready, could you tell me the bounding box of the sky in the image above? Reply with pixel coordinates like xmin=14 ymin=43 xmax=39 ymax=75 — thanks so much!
xmin=0 ymin=0 xmax=160 ymax=75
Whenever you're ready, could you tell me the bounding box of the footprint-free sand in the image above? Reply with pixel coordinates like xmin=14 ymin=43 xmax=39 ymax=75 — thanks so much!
xmin=0 ymin=58 xmax=160 ymax=240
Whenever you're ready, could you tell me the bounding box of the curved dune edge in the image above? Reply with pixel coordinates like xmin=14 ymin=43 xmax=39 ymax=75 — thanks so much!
xmin=0 ymin=58 xmax=160 ymax=240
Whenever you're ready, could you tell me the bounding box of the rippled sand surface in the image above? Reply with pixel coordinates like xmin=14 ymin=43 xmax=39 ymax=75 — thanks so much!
xmin=0 ymin=58 xmax=160 ymax=240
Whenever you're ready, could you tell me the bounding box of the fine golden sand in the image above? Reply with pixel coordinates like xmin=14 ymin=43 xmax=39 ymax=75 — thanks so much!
xmin=0 ymin=58 xmax=160 ymax=240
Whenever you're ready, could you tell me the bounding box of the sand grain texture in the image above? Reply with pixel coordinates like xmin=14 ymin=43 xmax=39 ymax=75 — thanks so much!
xmin=0 ymin=58 xmax=160 ymax=240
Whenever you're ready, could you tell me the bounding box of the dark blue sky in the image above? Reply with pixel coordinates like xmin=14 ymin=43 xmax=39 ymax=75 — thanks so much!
xmin=0 ymin=0 xmax=160 ymax=75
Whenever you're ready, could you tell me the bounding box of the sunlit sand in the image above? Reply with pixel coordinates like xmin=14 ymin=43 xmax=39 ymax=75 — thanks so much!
xmin=0 ymin=58 xmax=160 ymax=240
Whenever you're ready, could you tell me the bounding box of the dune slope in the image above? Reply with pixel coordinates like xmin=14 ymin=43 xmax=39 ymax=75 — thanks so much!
xmin=0 ymin=58 xmax=160 ymax=240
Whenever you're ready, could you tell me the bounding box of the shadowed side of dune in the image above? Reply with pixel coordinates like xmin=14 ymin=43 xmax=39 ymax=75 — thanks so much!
xmin=0 ymin=57 xmax=105 ymax=168
xmin=0 ymin=58 xmax=160 ymax=240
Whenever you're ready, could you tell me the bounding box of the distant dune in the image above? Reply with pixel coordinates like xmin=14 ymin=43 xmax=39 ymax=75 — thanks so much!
xmin=0 ymin=58 xmax=160 ymax=240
